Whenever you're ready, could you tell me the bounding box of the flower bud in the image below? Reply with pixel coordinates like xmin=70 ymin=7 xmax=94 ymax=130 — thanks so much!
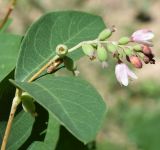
xmin=129 ymin=56 xmax=143 ymax=68
xmin=82 ymin=44 xmax=95 ymax=59
xmin=63 ymin=56 xmax=76 ymax=71
xmin=118 ymin=37 xmax=130 ymax=45
xmin=143 ymin=56 xmax=150 ymax=64
xmin=142 ymin=45 xmax=152 ymax=55
xmin=56 ymin=44 xmax=68 ymax=57
xmin=137 ymin=52 xmax=145 ymax=58
xmin=124 ymin=47 xmax=133 ymax=56
xmin=106 ymin=43 xmax=117 ymax=53
xmin=97 ymin=45 xmax=108 ymax=62
xmin=133 ymin=45 xmax=142 ymax=52
xmin=98 ymin=29 xmax=113 ymax=41
xmin=21 ymin=92 xmax=36 ymax=116
xmin=150 ymin=59 xmax=155 ymax=64
xmin=118 ymin=49 xmax=125 ymax=60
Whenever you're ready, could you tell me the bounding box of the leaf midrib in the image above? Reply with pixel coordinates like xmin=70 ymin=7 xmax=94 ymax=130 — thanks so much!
xmin=30 ymin=82 xmax=81 ymax=137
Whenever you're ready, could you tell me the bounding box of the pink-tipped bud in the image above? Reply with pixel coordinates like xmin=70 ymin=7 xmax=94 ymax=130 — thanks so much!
xmin=129 ymin=56 xmax=143 ymax=68
xmin=143 ymin=56 xmax=150 ymax=64
xmin=142 ymin=45 xmax=152 ymax=55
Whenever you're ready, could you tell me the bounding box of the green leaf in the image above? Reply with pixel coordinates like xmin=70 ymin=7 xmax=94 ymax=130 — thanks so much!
xmin=28 ymin=113 xmax=60 ymax=150
xmin=11 ymin=75 xmax=106 ymax=143
xmin=15 ymin=11 xmax=106 ymax=82
xmin=0 ymin=112 xmax=34 ymax=150
xmin=0 ymin=33 xmax=22 ymax=82
xmin=44 ymin=114 xmax=60 ymax=147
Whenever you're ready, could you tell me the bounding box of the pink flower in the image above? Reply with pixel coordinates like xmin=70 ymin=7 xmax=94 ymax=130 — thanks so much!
xmin=131 ymin=29 xmax=154 ymax=46
xmin=115 ymin=63 xmax=138 ymax=86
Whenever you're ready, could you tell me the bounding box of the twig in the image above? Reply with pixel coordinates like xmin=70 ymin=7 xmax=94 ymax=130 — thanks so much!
xmin=0 ymin=0 xmax=17 ymax=30
xmin=28 ymin=57 xmax=62 ymax=82
xmin=1 ymin=89 xmax=22 ymax=150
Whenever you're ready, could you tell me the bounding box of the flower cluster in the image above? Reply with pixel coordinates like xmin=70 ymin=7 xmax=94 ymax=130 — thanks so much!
xmin=81 ymin=28 xmax=155 ymax=86
xmin=47 ymin=28 xmax=155 ymax=86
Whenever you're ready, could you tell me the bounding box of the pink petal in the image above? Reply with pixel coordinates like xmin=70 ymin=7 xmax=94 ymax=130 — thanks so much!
xmin=115 ymin=63 xmax=129 ymax=86
xmin=126 ymin=67 xmax=138 ymax=80
xmin=131 ymin=29 xmax=154 ymax=42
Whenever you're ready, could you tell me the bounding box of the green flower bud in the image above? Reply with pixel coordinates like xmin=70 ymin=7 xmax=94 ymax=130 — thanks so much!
xmin=118 ymin=50 xmax=125 ymax=59
xmin=97 ymin=45 xmax=108 ymax=62
xmin=56 ymin=44 xmax=68 ymax=57
xmin=133 ymin=45 xmax=142 ymax=52
xmin=124 ymin=47 xmax=133 ymax=56
xmin=106 ymin=43 xmax=117 ymax=53
xmin=98 ymin=29 xmax=112 ymax=41
xmin=82 ymin=44 xmax=95 ymax=58
xmin=118 ymin=37 xmax=130 ymax=45
xmin=63 ymin=56 xmax=76 ymax=71
xmin=137 ymin=52 xmax=145 ymax=58
xmin=21 ymin=92 xmax=36 ymax=116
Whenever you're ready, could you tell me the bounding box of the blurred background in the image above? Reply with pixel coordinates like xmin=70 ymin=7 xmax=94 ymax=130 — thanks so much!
xmin=1 ymin=0 xmax=160 ymax=150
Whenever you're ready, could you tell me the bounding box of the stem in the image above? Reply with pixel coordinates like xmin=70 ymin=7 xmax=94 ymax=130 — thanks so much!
xmin=68 ymin=39 xmax=98 ymax=53
xmin=27 ymin=39 xmax=116 ymax=82
xmin=0 ymin=0 xmax=17 ymax=30
xmin=28 ymin=56 xmax=61 ymax=82
xmin=1 ymin=89 xmax=22 ymax=150
xmin=27 ymin=39 xmax=99 ymax=82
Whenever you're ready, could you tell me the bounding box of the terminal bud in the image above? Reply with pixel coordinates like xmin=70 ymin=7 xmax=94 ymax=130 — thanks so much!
xmin=98 ymin=28 xmax=113 ymax=41
xmin=56 ymin=44 xmax=68 ymax=57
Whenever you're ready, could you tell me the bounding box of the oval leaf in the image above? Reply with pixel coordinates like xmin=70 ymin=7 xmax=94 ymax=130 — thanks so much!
xmin=15 ymin=11 xmax=106 ymax=81
xmin=0 ymin=33 xmax=21 ymax=82
xmin=0 ymin=112 xmax=34 ymax=150
xmin=11 ymin=75 xmax=106 ymax=143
